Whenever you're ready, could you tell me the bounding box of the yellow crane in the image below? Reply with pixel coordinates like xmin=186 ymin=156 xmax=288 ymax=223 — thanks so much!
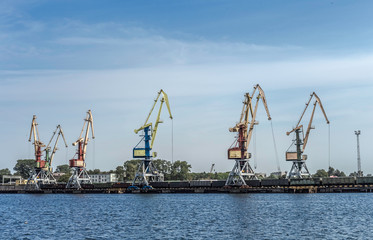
xmin=131 ymin=89 xmax=173 ymax=188
xmin=28 ymin=115 xmax=46 ymax=170
xmin=226 ymin=84 xmax=272 ymax=186
xmin=133 ymin=89 xmax=172 ymax=158
xmin=286 ymin=92 xmax=330 ymax=178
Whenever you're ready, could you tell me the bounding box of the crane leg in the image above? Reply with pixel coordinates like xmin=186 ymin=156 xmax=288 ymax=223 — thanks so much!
xmin=288 ymin=160 xmax=310 ymax=179
xmin=225 ymin=159 xmax=257 ymax=186
xmin=131 ymin=159 xmax=164 ymax=188
xmin=25 ymin=168 xmax=57 ymax=190
xmin=66 ymin=167 xmax=92 ymax=189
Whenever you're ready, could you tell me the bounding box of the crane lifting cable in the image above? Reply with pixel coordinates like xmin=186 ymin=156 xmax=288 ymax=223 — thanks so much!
xmin=45 ymin=125 xmax=68 ymax=173
xmin=171 ymin=118 xmax=174 ymax=163
xmin=270 ymin=120 xmax=281 ymax=173
xmin=286 ymin=92 xmax=330 ymax=179
xmin=253 ymin=127 xmax=257 ymax=169
xmin=328 ymin=124 xmax=331 ymax=169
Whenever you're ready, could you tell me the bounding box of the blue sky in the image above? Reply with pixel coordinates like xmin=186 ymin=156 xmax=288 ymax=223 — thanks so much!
xmin=1 ymin=0 xmax=373 ymax=175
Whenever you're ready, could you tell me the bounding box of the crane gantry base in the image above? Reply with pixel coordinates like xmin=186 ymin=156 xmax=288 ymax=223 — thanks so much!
xmin=66 ymin=167 xmax=92 ymax=189
xmin=25 ymin=169 xmax=57 ymax=190
xmin=132 ymin=160 xmax=164 ymax=187
xmin=288 ymin=160 xmax=311 ymax=179
xmin=225 ymin=160 xmax=257 ymax=186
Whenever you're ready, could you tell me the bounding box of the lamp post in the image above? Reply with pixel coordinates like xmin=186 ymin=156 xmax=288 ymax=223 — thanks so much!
xmin=355 ymin=130 xmax=362 ymax=177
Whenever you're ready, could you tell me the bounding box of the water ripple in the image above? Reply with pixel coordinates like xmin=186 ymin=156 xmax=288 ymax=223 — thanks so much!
xmin=0 ymin=193 xmax=372 ymax=239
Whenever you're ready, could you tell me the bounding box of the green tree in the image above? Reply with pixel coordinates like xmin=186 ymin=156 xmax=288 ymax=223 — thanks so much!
xmin=58 ymin=173 xmax=71 ymax=183
xmin=334 ymin=169 xmax=346 ymax=177
xmin=327 ymin=167 xmax=335 ymax=177
xmin=313 ymin=169 xmax=328 ymax=178
xmin=0 ymin=168 xmax=11 ymax=183
xmin=88 ymin=169 xmax=101 ymax=174
xmin=123 ymin=160 xmax=141 ymax=181
xmin=327 ymin=166 xmax=346 ymax=177
xmin=13 ymin=159 xmax=35 ymax=179
xmin=153 ymin=159 xmax=172 ymax=175
xmin=115 ymin=166 xmax=125 ymax=182
xmin=170 ymin=160 xmax=191 ymax=180
xmin=55 ymin=164 xmax=70 ymax=174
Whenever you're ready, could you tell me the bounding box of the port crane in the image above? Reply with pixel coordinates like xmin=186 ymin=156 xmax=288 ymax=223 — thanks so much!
xmin=210 ymin=164 xmax=215 ymax=174
xmin=132 ymin=89 xmax=173 ymax=188
xmin=66 ymin=110 xmax=95 ymax=189
xmin=26 ymin=116 xmax=68 ymax=189
xmin=286 ymin=92 xmax=329 ymax=178
xmin=45 ymin=125 xmax=68 ymax=172
xmin=226 ymin=84 xmax=271 ymax=186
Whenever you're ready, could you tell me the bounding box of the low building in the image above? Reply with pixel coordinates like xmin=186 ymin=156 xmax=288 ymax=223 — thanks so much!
xmin=90 ymin=173 xmax=118 ymax=183
xmin=2 ymin=175 xmax=22 ymax=184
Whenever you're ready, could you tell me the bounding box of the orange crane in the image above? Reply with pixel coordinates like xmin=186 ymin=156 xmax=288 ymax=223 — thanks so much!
xmin=226 ymin=84 xmax=271 ymax=186
xmin=286 ymin=92 xmax=330 ymax=178
xmin=66 ymin=110 xmax=95 ymax=189
xmin=26 ymin=116 xmax=67 ymax=189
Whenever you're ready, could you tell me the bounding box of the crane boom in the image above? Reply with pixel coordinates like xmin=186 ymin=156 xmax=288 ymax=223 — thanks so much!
xmin=287 ymin=92 xmax=330 ymax=153
xmin=286 ymin=92 xmax=330 ymax=178
xmin=134 ymin=89 xmax=172 ymax=154
xmin=226 ymin=84 xmax=272 ymax=186
xmin=82 ymin=110 xmax=95 ymax=160
xmin=26 ymin=116 xmax=61 ymax=189
xmin=254 ymin=84 xmax=272 ymax=121
xmin=29 ymin=115 xmax=45 ymax=158
xmin=131 ymin=90 xmax=173 ymax=187
xmin=45 ymin=125 xmax=68 ymax=168
xmin=67 ymin=110 xmax=95 ymax=189
xmin=228 ymin=84 xmax=271 ymax=160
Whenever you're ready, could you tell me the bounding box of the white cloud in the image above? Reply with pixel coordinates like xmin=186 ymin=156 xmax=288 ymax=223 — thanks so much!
xmin=0 ymin=5 xmax=372 ymax=175
xmin=1 ymin=51 xmax=373 ymax=175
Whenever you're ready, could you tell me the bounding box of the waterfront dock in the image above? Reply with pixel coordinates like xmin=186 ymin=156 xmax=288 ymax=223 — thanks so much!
xmin=2 ymin=177 xmax=373 ymax=194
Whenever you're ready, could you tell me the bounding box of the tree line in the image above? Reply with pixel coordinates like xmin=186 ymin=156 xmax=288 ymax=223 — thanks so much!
xmin=1 ymin=159 xmax=370 ymax=183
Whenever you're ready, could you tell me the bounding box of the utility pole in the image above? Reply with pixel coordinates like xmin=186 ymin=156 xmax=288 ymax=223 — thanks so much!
xmin=355 ymin=130 xmax=362 ymax=177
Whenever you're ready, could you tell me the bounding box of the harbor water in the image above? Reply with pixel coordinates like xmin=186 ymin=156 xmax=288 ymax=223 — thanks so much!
xmin=0 ymin=193 xmax=372 ymax=239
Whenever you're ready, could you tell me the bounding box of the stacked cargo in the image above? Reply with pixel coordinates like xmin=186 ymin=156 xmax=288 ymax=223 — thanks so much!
xmin=111 ymin=182 xmax=131 ymax=188
xmin=290 ymin=178 xmax=321 ymax=186
xmin=322 ymin=177 xmax=356 ymax=185
xmin=40 ymin=183 xmax=67 ymax=189
xmin=81 ymin=184 xmax=95 ymax=189
xmin=246 ymin=180 xmax=261 ymax=187
xmin=149 ymin=182 xmax=169 ymax=188
xmin=356 ymin=177 xmax=373 ymax=185
xmin=190 ymin=181 xmax=212 ymax=188
xmin=169 ymin=181 xmax=190 ymax=188
xmin=211 ymin=181 xmax=226 ymax=188
xmin=261 ymin=179 xmax=289 ymax=187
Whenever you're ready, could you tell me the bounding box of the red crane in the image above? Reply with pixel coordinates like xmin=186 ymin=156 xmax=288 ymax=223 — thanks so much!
xmin=66 ymin=110 xmax=95 ymax=189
